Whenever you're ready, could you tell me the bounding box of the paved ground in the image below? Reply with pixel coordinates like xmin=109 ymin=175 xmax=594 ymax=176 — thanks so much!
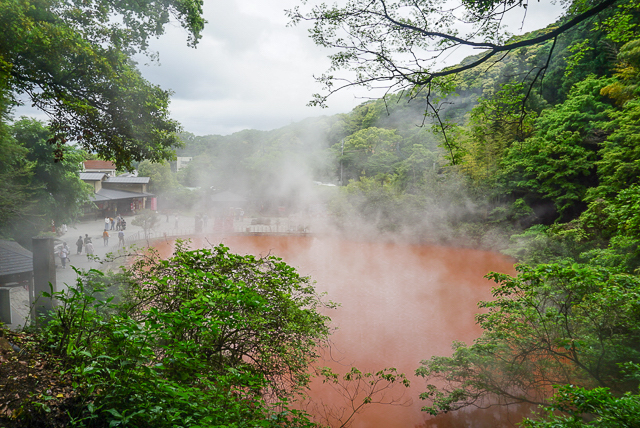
xmin=6 ymin=213 xmax=200 ymax=331
xmin=5 ymin=212 xmax=316 ymax=331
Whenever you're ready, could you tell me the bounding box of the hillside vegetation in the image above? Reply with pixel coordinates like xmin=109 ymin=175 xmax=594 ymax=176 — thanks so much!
xmin=163 ymin=1 xmax=640 ymax=425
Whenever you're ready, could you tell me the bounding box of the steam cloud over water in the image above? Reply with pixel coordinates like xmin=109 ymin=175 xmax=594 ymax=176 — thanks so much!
xmin=169 ymin=94 xmax=517 ymax=250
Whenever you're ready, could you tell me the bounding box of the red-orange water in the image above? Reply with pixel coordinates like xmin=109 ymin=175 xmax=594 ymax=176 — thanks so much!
xmin=153 ymin=235 xmax=531 ymax=427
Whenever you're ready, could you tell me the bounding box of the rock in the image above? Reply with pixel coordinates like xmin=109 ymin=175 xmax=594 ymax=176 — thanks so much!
xmin=0 ymin=337 xmax=14 ymax=354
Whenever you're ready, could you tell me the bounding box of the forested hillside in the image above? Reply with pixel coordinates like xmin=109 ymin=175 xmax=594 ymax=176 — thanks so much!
xmin=173 ymin=0 xmax=638 ymax=249
xmin=167 ymin=0 xmax=640 ymax=425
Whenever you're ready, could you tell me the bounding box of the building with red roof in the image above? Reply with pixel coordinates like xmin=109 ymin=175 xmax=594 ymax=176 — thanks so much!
xmin=83 ymin=160 xmax=117 ymax=176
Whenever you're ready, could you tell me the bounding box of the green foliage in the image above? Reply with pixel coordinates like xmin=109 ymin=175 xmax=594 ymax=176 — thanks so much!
xmin=417 ymin=261 xmax=640 ymax=415
xmin=588 ymin=44 xmax=640 ymax=200
xmin=593 ymin=0 xmax=640 ymax=44
xmin=500 ymin=76 xmax=613 ymax=219
xmin=13 ymin=118 xmax=92 ymax=221
xmin=462 ymin=83 xmax=537 ymax=182
xmin=138 ymin=160 xmax=178 ymax=194
xmin=563 ymin=39 xmax=595 ymax=80
xmin=522 ymin=385 xmax=640 ymax=428
xmin=131 ymin=209 xmax=160 ymax=239
xmin=503 ymin=225 xmax=568 ymax=264
xmin=337 ymin=127 xmax=402 ymax=181
xmin=0 ymin=0 xmax=204 ymax=169
xmin=31 ymin=244 xmax=331 ymax=427
xmin=122 ymin=243 xmax=333 ymax=395
xmin=0 ymin=117 xmax=92 ymax=242
xmin=176 ymin=153 xmax=213 ymax=187
xmin=577 ymin=185 xmax=640 ymax=273
xmin=0 ymin=99 xmax=33 ymax=239
xmin=394 ymin=144 xmax=438 ymax=191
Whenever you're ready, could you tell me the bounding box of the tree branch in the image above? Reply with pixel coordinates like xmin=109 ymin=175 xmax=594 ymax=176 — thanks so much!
xmin=419 ymin=0 xmax=620 ymax=85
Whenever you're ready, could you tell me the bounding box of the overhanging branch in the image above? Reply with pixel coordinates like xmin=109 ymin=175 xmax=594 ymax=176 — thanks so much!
xmin=418 ymin=0 xmax=619 ymax=84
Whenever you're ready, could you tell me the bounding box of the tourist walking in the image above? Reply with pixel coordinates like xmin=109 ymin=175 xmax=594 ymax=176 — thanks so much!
xmin=118 ymin=230 xmax=125 ymax=247
xmin=75 ymin=236 xmax=83 ymax=255
xmin=104 ymin=217 xmax=110 ymax=231
xmin=58 ymin=244 xmax=69 ymax=269
xmin=103 ymin=230 xmax=109 ymax=246
xmin=85 ymin=240 xmax=94 ymax=259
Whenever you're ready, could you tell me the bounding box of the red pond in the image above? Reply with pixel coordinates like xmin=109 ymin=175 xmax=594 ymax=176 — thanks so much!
xmin=153 ymin=235 xmax=533 ymax=427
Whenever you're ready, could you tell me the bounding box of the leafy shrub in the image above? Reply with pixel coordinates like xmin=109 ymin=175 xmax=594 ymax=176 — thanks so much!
xmin=32 ymin=243 xmax=332 ymax=428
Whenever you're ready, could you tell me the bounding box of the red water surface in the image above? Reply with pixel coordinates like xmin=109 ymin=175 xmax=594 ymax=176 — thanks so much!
xmin=153 ymin=235 xmax=531 ymax=427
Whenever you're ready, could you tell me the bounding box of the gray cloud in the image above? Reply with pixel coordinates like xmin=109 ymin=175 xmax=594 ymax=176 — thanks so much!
xmin=13 ymin=0 xmax=565 ymax=137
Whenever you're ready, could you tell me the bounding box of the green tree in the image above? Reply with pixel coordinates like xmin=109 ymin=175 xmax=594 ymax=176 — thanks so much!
xmin=522 ymin=385 xmax=640 ymax=428
xmin=499 ymin=76 xmax=613 ymax=220
xmin=337 ymin=127 xmax=402 ymax=180
xmin=31 ymin=243 xmax=331 ymax=427
xmin=0 ymin=0 xmax=205 ymax=169
xmin=589 ymin=40 xmax=640 ymax=199
xmin=417 ymin=262 xmax=640 ymax=415
xmin=131 ymin=209 xmax=160 ymax=240
xmin=177 ymin=153 xmax=214 ymax=188
xmin=462 ymin=83 xmax=538 ymax=182
xmin=288 ymin=0 xmax=620 ymax=108
xmin=0 ymin=101 xmax=33 ymax=239
xmin=395 ymin=144 xmax=438 ymax=191
xmin=13 ymin=118 xmax=92 ymax=219
xmin=137 ymin=160 xmax=178 ymax=194
xmin=122 ymin=243 xmax=333 ymax=397
xmin=2 ymin=117 xmax=92 ymax=243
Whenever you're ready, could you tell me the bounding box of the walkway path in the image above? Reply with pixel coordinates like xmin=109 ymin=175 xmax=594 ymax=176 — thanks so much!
xmin=7 ymin=214 xmax=193 ymax=330
xmin=6 ymin=213 xmax=316 ymax=330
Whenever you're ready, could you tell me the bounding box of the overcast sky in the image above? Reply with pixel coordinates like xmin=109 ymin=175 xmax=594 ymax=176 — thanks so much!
xmin=16 ymin=0 xmax=566 ymax=137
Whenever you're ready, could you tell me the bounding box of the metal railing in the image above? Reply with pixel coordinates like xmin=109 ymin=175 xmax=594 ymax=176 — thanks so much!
xmin=109 ymin=218 xmax=313 ymax=251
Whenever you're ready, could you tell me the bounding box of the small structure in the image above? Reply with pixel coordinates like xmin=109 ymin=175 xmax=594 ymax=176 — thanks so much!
xmin=171 ymin=157 xmax=193 ymax=172
xmin=80 ymin=173 xmax=155 ymax=218
xmin=32 ymin=237 xmax=56 ymax=325
xmin=0 ymin=240 xmax=33 ymax=325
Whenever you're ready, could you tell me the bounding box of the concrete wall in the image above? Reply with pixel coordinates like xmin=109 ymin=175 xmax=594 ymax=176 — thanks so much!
xmin=32 ymin=237 xmax=57 ymax=324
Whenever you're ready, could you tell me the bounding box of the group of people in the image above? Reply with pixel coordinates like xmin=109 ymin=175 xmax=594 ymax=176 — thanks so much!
xmin=58 ymin=235 xmax=94 ymax=269
xmin=104 ymin=215 xmax=127 ymax=231
xmin=75 ymin=234 xmax=95 ymax=260
xmin=58 ymin=217 xmax=131 ymax=269
xmin=101 ymin=229 xmax=126 ymax=247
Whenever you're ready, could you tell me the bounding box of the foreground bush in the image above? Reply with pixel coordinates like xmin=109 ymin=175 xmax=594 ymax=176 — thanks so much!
xmin=12 ymin=243 xmax=332 ymax=427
